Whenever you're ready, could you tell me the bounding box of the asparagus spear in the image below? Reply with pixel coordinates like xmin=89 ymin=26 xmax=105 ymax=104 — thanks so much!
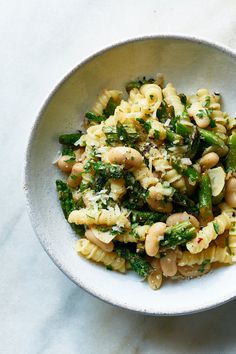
xmin=85 ymin=112 xmax=106 ymax=123
xmin=166 ymin=129 xmax=183 ymax=145
xmin=186 ymin=128 xmax=200 ymax=159
xmin=103 ymin=98 xmax=118 ymax=118
xmin=175 ymin=122 xmax=192 ymax=137
xmin=130 ymin=210 xmax=167 ymax=225
xmin=172 ymin=191 xmax=195 ymax=208
xmin=199 ymin=172 xmax=213 ymax=222
xmin=59 ymin=133 xmax=82 ymax=146
xmin=172 ymin=161 xmax=200 ymax=184
xmin=226 ymin=133 xmax=236 ymax=173
xmin=160 ymin=221 xmax=196 ymax=248
xmin=56 ymin=180 xmax=84 ymax=236
xmin=198 ymin=128 xmax=226 ymax=148
xmin=115 ymin=244 xmax=151 ymax=277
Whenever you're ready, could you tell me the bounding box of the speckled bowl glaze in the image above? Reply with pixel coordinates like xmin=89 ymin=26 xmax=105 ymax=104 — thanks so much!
xmin=25 ymin=35 xmax=236 ymax=315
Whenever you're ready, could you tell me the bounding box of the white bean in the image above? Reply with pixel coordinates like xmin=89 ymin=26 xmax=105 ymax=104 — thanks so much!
xmin=67 ymin=163 xmax=84 ymax=188
xmin=57 ymin=155 xmax=75 ymax=172
xmin=160 ymin=249 xmax=177 ymax=277
xmin=225 ymin=177 xmax=236 ymax=207
xmin=145 ymin=222 xmax=166 ymax=256
xmin=105 ymin=147 xmax=143 ymax=169
xmin=199 ymin=152 xmax=219 ymax=171
xmin=166 ymin=212 xmax=199 ymax=229
xmin=148 ymin=269 xmax=163 ymax=290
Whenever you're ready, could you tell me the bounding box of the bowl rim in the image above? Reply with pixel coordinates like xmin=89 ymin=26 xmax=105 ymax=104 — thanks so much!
xmin=24 ymin=34 xmax=236 ymax=316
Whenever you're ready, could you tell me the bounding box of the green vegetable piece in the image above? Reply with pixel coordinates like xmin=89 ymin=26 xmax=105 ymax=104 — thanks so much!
xmin=209 ymin=119 xmax=217 ymax=128
xmin=175 ymin=122 xmax=192 ymax=138
xmin=203 ymin=96 xmax=211 ymax=108
xmin=185 ymin=128 xmax=200 ymax=159
xmin=184 ymin=166 xmax=201 ymax=183
xmin=84 ymin=160 xmax=123 ymax=192
xmin=85 ymin=111 xmax=106 ymax=123
xmin=172 ymin=161 xmax=200 ymax=184
xmin=61 ymin=146 xmax=76 ymax=157
xmin=153 ymin=130 xmax=160 ymax=140
xmin=178 ymin=93 xmax=187 ymax=105
xmin=160 ymin=221 xmax=196 ymax=248
xmin=103 ymin=97 xmax=118 ymax=118
xmin=199 ymin=172 xmax=213 ymax=222
xmin=156 ymin=102 xmax=175 ymax=123
xmin=130 ymin=211 xmax=167 ymax=225
xmin=116 ymin=245 xmax=151 ymax=277
xmin=125 ymin=77 xmax=155 ymax=93
xmin=122 ymin=172 xmax=148 ymax=210
xmin=226 ymin=133 xmax=236 ymax=173
xmin=198 ymin=128 xmax=226 ymax=149
xmin=166 ymin=129 xmax=183 ymax=144
xmin=213 ymin=222 xmax=220 ymax=234
xmin=198 ymin=259 xmax=210 ymax=273
xmin=103 ymin=122 xmax=139 ymax=147
xmin=172 ymin=191 xmax=195 ymax=208
xmin=56 ymin=180 xmax=85 ymax=236
xmin=59 ymin=133 xmax=82 ymax=146
xmin=136 ymin=118 xmax=152 ymax=133
xmin=125 ymin=81 xmax=142 ymax=93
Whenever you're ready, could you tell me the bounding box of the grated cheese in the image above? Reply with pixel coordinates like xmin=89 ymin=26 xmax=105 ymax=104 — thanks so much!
xmin=181 ymin=158 xmax=192 ymax=165
xmin=164 ymin=118 xmax=171 ymax=127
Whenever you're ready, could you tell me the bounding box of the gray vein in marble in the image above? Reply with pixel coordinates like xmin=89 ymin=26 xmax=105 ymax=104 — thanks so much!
xmin=0 ymin=207 xmax=24 ymax=247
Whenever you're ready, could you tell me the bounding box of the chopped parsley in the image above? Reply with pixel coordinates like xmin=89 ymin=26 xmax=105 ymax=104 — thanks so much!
xmin=61 ymin=146 xmax=76 ymax=158
xmin=196 ymin=108 xmax=213 ymax=119
xmin=203 ymin=96 xmax=211 ymax=108
xmin=79 ymin=182 xmax=90 ymax=192
xmin=103 ymin=97 xmax=118 ymax=118
xmin=125 ymin=77 xmax=155 ymax=93
xmin=85 ymin=111 xmax=106 ymax=123
xmin=198 ymin=259 xmax=210 ymax=273
xmin=213 ymin=222 xmax=220 ymax=234
xmin=106 ymin=265 xmax=113 ymax=271
xmin=64 ymin=157 xmax=76 ymax=163
xmin=70 ymin=174 xmax=79 ymax=180
xmin=103 ymin=122 xmax=139 ymax=147
xmin=122 ymin=172 xmax=148 ymax=210
xmin=97 ymin=226 xmax=125 ymax=236
xmin=84 ymin=160 xmax=123 ymax=192
xmin=136 ymin=118 xmax=152 ymax=133
xmin=209 ymin=119 xmax=217 ymax=128
xmin=153 ymin=130 xmax=160 ymax=140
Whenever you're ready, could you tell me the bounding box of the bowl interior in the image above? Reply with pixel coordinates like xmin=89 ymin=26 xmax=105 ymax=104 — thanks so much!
xmin=26 ymin=37 xmax=236 ymax=315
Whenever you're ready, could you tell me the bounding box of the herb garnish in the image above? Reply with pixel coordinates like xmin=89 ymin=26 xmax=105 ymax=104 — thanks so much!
xmin=198 ymin=259 xmax=210 ymax=273
xmin=103 ymin=122 xmax=139 ymax=147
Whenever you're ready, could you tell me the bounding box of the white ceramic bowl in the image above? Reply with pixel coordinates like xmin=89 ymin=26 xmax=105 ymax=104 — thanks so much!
xmin=25 ymin=35 xmax=236 ymax=315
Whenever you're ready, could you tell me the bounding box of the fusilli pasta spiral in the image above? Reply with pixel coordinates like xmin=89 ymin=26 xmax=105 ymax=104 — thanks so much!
xmin=186 ymin=213 xmax=231 ymax=254
xmin=68 ymin=208 xmax=131 ymax=228
xmin=178 ymin=246 xmax=232 ymax=266
xmin=76 ymin=239 xmax=126 ymax=273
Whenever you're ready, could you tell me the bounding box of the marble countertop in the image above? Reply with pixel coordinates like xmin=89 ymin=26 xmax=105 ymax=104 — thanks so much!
xmin=2 ymin=1 xmax=236 ymax=353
